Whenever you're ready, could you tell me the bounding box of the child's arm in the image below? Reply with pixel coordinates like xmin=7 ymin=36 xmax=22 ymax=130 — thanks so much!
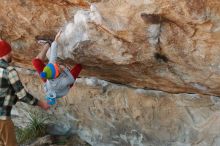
xmin=69 ymin=64 xmax=82 ymax=87
xmin=70 ymin=64 xmax=82 ymax=79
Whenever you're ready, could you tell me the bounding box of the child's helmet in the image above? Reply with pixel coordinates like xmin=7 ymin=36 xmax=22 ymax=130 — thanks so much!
xmin=40 ymin=63 xmax=60 ymax=79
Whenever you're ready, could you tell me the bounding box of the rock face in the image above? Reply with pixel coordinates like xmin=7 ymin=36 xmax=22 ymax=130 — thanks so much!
xmin=2 ymin=0 xmax=220 ymax=146
xmin=12 ymin=72 xmax=220 ymax=146
xmin=1 ymin=0 xmax=220 ymax=95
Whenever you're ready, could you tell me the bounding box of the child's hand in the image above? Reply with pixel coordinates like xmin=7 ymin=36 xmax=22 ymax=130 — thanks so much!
xmin=55 ymin=30 xmax=62 ymax=42
xmin=38 ymin=100 xmax=50 ymax=110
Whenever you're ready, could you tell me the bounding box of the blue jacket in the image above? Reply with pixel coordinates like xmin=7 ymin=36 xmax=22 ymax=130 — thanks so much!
xmin=44 ymin=41 xmax=75 ymax=98
xmin=44 ymin=68 xmax=75 ymax=98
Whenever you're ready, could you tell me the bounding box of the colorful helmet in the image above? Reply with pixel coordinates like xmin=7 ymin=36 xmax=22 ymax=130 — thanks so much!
xmin=40 ymin=63 xmax=60 ymax=79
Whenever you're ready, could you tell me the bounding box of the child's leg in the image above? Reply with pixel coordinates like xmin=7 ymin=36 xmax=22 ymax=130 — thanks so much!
xmin=48 ymin=42 xmax=58 ymax=64
xmin=70 ymin=64 xmax=82 ymax=79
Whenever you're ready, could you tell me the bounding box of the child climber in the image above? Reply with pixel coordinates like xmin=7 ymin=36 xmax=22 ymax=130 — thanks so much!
xmin=32 ymin=31 xmax=82 ymax=105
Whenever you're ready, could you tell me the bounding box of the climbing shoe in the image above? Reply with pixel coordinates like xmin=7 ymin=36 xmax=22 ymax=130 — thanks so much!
xmin=35 ymin=35 xmax=54 ymax=46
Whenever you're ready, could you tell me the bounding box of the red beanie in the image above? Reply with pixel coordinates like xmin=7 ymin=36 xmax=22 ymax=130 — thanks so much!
xmin=0 ymin=40 xmax=12 ymax=57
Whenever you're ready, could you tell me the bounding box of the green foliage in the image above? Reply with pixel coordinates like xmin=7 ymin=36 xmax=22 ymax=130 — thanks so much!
xmin=16 ymin=111 xmax=49 ymax=144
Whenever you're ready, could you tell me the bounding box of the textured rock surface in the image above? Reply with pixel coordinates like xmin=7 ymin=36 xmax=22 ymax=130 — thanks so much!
xmin=11 ymin=72 xmax=220 ymax=146
xmin=28 ymin=135 xmax=90 ymax=146
xmin=1 ymin=0 xmax=220 ymax=95
xmin=2 ymin=0 xmax=220 ymax=146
